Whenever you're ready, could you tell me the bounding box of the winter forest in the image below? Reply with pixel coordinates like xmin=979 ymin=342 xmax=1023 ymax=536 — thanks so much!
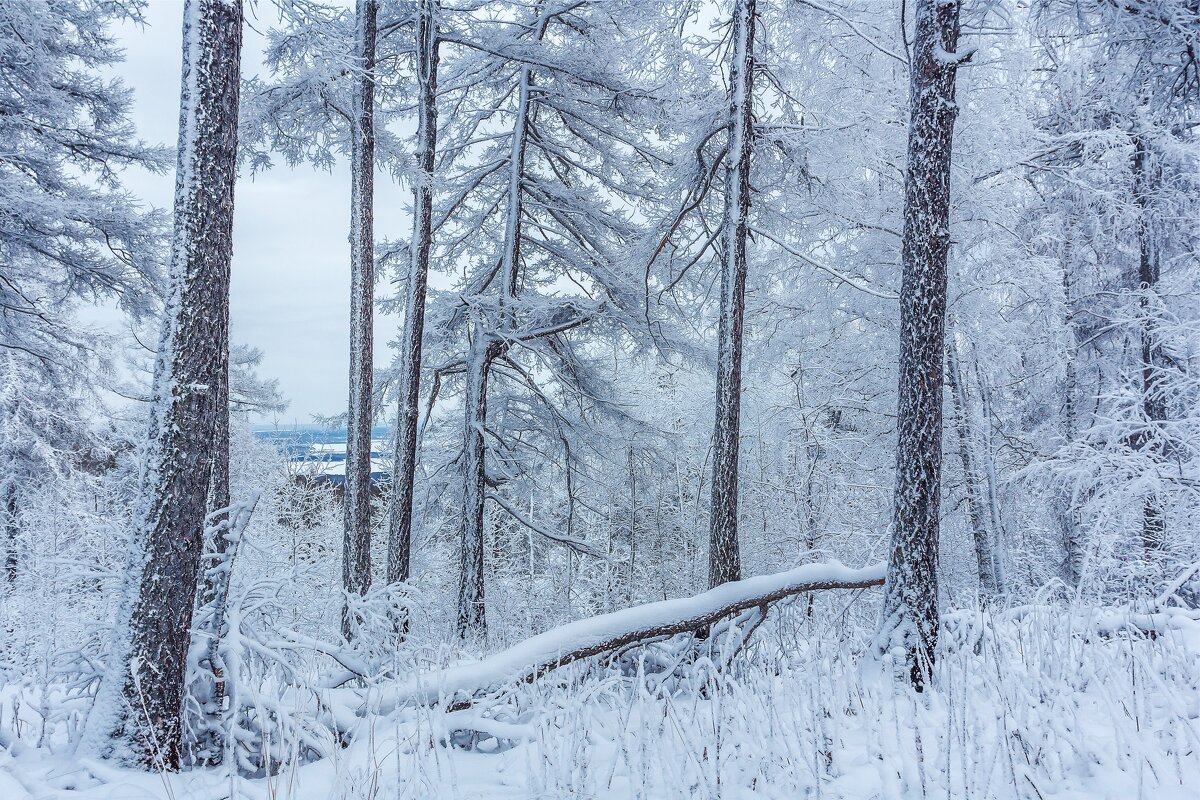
xmin=3 ymin=0 xmax=1200 ymax=797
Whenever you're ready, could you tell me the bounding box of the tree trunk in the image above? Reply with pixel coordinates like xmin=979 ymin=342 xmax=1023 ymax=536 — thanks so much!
xmin=387 ymin=0 xmax=440 ymax=588
xmin=708 ymin=0 xmax=755 ymax=589
xmin=1058 ymin=259 xmax=1084 ymax=585
xmin=1131 ymin=133 xmax=1166 ymax=553
xmin=972 ymin=359 xmax=1007 ymax=589
xmin=184 ymin=299 xmax=231 ymax=766
xmin=91 ymin=0 xmax=242 ymax=769
xmin=946 ymin=333 xmax=1001 ymax=601
xmin=878 ymin=0 xmax=964 ymax=690
xmin=3 ymin=482 xmax=16 ymax=584
xmin=379 ymin=562 xmax=886 ymax=714
xmin=342 ymin=0 xmax=378 ymax=641
xmin=458 ymin=330 xmax=499 ymax=639
xmin=456 ymin=25 xmax=540 ymax=639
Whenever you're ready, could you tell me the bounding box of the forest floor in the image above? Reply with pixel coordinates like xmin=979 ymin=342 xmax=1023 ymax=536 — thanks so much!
xmin=2 ymin=604 xmax=1199 ymax=799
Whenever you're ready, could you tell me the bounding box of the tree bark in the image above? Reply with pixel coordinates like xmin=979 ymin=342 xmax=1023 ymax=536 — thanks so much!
xmin=105 ymin=0 xmax=243 ymax=769
xmin=458 ymin=330 xmax=500 ymax=639
xmin=3 ymin=482 xmax=16 ymax=584
xmin=387 ymin=0 xmax=440 ymax=589
xmin=1058 ymin=258 xmax=1084 ymax=585
xmin=878 ymin=0 xmax=964 ymax=690
xmin=184 ymin=289 xmax=231 ymax=766
xmin=456 ymin=20 xmax=541 ymax=639
xmin=1131 ymin=133 xmax=1166 ymax=553
xmin=708 ymin=0 xmax=755 ymax=589
xmin=342 ymin=0 xmax=378 ymax=641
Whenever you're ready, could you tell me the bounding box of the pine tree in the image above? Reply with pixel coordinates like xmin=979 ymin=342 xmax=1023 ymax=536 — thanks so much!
xmin=0 ymin=0 xmax=167 ymax=370
xmin=387 ymin=0 xmax=440 ymax=593
xmin=412 ymin=0 xmax=682 ymax=639
xmin=343 ymin=0 xmax=379 ymax=641
xmin=708 ymin=0 xmax=756 ymax=588
xmin=877 ymin=0 xmax=967 ymax=689
xmin=86 ymin=0 xmax=244 ymax=768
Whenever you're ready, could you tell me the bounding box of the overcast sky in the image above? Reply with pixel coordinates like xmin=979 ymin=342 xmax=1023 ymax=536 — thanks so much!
xmin=113 ymin=0 xmax=406 ymax=426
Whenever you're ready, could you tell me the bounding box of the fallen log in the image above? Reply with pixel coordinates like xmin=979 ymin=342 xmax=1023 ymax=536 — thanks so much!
xmin=367 ymin=561 xmax=885 ymax=715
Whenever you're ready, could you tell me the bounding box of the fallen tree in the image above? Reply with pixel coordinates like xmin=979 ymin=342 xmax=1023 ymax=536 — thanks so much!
xmin=363 ymin=560 xmax=885 ymax=715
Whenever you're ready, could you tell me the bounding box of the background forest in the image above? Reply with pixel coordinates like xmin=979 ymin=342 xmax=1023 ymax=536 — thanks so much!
xmin=2 ymin=0 xmax=1199 ymax=798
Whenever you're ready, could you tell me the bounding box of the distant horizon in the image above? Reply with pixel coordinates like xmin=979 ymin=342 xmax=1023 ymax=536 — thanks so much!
xmin=252 ymin=422 xmax=392 ymax=434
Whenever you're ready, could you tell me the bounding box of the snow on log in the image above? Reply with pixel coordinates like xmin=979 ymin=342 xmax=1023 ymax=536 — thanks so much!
xmin=369 ymin=561 xmax=885 ymax=714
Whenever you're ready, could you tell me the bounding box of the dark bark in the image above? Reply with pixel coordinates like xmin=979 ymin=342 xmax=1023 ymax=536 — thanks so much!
xmin=117 ymin=0 xmax=242 ymax=768
xmin=343 ymin=0 xmax=378 ymax=641
xmin=3 ymin=483 xmax=16 ymax=584
xmin=1059 ymin=259 xmax=1084 ymax=585
xmin=457 ymin=332 xmax=501 ymax=639
xmin=1131 ymin=134 xmax=1166 ymax=553
xmin=879 ymin=0 xmax=964 ymax=690
xmin=387 ymin=0 xmax=440 ymax=589
xmin=184 ymin=292 xmax=231 ymax=766
xmin=455 ymin=22 xmax=540 ymax=639
xmin=708 ymin=0 xmax=755 ymax=589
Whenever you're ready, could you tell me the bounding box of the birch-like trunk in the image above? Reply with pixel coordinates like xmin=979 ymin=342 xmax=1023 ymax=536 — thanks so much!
xmin=343 ymin=0 xmax=378 ymax=640
xmin=708 ymin=0 xmax=755 ymax=589
xmin=878 ymin=0 xmax=964 ymax=690
xmin=946 ymin=335 xmax=1001 ymax=601
xmin=387 ymin=0 xmax=440 ymax=588
xmin=104 ymin=0 xmax=243 ymax=768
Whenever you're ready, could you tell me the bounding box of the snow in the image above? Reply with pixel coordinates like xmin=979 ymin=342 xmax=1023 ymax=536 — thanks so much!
xmin=4 ymin=603 xmax=1199 ymax=799
xmin=366 ymin=561 xmax=885 ymax=713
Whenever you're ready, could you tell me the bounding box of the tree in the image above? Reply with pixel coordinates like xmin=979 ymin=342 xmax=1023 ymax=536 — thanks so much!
xmin=0 ymin=0 xmax=167 ymax=371
xmin=343 ymin=0 xmax=379 ymax=641
xmin=877 ymin=0 xmax=968 ymax=689
xmin=945 ymin=330 xmax=1003 ymax=600
xmin=85 ymin=0 xmax=244 ymax=768
xmin=0 ymin=352 xmax=96 ymax=586
xmin=239 ymin=0 xmax=418 ymax=631
xmin=0 ymin=0 xmax=166 ymax=583
xmin=1029 ymin=0 xmax=1200 ymax=585
xmin=411 ymin=0 xmax=683 ymax=639
xmin=708 ymin=0 xmax=756 ymax=588
xmin=387 ymin=0 xmax=440 ymax=592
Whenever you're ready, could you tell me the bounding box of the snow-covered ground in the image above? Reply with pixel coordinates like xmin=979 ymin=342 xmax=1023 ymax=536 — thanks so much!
xmin=3 ymin=603 xmax=1198 ymax=799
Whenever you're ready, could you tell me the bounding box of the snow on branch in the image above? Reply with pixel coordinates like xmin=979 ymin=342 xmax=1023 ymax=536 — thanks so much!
xmin=367 ymin=561 xmax=885 ymax=714
xmin=487 ymin=493 xmax=606 ymax=558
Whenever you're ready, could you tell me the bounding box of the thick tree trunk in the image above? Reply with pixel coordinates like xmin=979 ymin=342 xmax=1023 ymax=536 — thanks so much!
xmin=387 ymin=0 xmax=440 ymax=588
xmin=193 ymin=318 xmax=230 ymax=620
xmin=90 ymin=0 xmax=242 ymax=769
xmin=1131 ymin=134 xmax=1166 ymax=553
xmin=708 ymin=0 xmax=755 ymax=589
xmin=184 ymin=302 xmax=231 ymax=766
xmin=878 ymin=0 xmax=964 ymax=690
xmin=946 ymin=335 xmax=1002 ymax=601
xmin=343 ymin=0 xmax=378 ymax=641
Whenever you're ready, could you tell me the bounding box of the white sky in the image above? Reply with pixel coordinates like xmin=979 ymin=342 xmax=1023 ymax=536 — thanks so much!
xmin=114 ymin=0 xmax=407 ymax=425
